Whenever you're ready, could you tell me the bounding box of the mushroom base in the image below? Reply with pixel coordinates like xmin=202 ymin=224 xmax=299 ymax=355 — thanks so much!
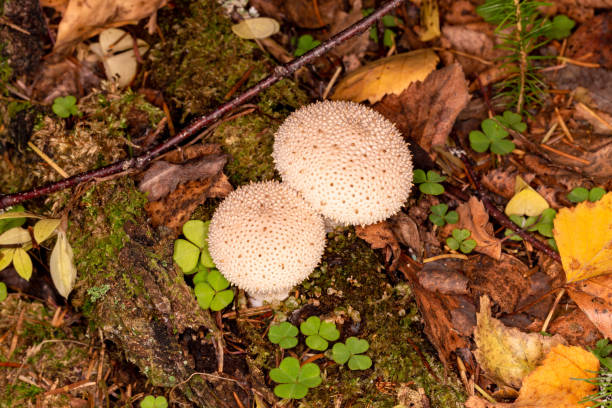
xmin=248 ymin=288 xmax=292 ymax=307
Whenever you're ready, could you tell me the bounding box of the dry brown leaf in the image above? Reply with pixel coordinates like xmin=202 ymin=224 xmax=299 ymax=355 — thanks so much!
xmin=567 ymin=274 xmax=612 ymax=339
xmin=329 ymin=1 xmax=369 ymax=58
xmin=441 ymin=26 xmax=495 ymax=75
xmin=374 ymin=63 xmax=470 ymax=153
xmin=331 ymin=49 xmax=439 ymax=104
xmin=481 ymin=168 xmax=517 ymax=199
xmin=40 ymin=0 xmax=69 ymax=13
xmin=474 ymin=295 xmax=566 ymax=388
xmin=418 ymin=260 xmax=469 ymax=296
xmin=455 ymin=197 xmax=501 ymax=260
xmin=390 ymin=212 xmax=423 ymax=258
xmin=54 ymin=0 xmax=167 ymax=54
xmin=355 ymin=221 xmax=401 ymax=270
xmin=549 ymin=307 xmax=601 ymax=348
xmin=566 ymin=12 xmax=612 ymax=69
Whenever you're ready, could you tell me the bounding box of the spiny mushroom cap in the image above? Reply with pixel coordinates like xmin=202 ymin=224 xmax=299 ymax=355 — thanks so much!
xmin=273 ymin=101 xmax=413 ymax=226
xmin=207 ymin=181 xmax=326 ymax=297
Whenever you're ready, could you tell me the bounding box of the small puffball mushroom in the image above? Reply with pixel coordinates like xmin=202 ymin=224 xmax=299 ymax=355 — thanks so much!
xmin=207 ymin=181 xmax=326 ymax=304
xmin=273 ymin=101 xmax=413 ymax=226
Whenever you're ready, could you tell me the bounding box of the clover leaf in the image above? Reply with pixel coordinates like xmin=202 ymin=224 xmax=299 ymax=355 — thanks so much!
xmin=294 ymin=35 xmax=321 ymax=57
xmin=52 ymin=95 xmax=80 ymax=118
xmin=567 ymin=187 xmax=606 ymax=203
xmin=270 ymin=357 xmax=321 ymax=399
xmin=446 ymin=229 xmax=477 ymax=254
xmin=140 ymin=395 xmax=168 ymax=408
xmin=300 ymin=316 xmax=340 ymax=351
xmin=495 ymin=111 xmax=527 ymax=133
xmin=469 ymin=118 xmax=515 ymax=155
xmin=428 ymin=204 xmax=458 ymax=227
xmin=545 ymin=15 xmax=575 ymax=40
xmin=194 ymin=269 xmax=234 ymax=311
xmin=332 ymin=337 xmax=372 ymax=370
xmin=268 ymin=322 xmax=299 ymax=349
xmin=413 ymin=169 xmax=446 ymax=195
xmin=173 ymin=220 xmax=215 ymax=274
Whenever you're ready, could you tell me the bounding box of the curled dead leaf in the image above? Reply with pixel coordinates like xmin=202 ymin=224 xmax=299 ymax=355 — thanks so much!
xmin=455 ymin=197 xmax=501 ymax=260
xmin=50 ymin=230 xmax=77 ymax=299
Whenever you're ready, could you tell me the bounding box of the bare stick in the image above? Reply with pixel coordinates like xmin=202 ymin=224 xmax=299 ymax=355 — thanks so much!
xmin=0 ymin=0 xmax=407 ymax=210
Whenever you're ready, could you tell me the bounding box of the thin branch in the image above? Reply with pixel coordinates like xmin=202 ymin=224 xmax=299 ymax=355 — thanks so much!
xmin=0 ymin=0 xmax=407 ymax=210
xmin=513 ymin=0 xmax=526 ymax=114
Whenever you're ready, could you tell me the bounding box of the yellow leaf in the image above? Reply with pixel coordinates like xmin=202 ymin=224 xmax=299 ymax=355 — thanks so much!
xmin=13 ymin=248 xmax=32 ymax=281
xmin=474 ymin=295 xmax=565 ymax=388
xmin=0 ymin=248 xmax=15 ymax=272
xmin=50 ymin=231 xmax=77 ymax=298
xmin=231 ymin=18 xmax=280 ymax=40
xmin=553 ymin=192 xmax=612 ymax=282
xmin=515 ymin=344 xmax=599 ymax=407
xmin=0 ymin=211 xmax=42 ymax=220
xmin=419 ymin=0 xmax=440 ymax=42
xmin=505 ymin=177 xmax=549 ymax=216
xmin=0 ymin=227 xmax=32 ymax=246
xmin=33 ymin=219 xmax=61 ymax=244
xmin=330 ymin=49 xmax=439 ymax=104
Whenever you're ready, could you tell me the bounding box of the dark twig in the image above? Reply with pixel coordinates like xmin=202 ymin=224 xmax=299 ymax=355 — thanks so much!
xmin=0 ymin=0 xmax=407 ymax=210
xmin=460 ymin=155 xmax=562 ymax=263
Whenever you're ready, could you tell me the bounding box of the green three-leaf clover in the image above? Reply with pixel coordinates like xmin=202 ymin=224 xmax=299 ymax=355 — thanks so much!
xmin=413 ymin=169 xmax=446 ymax=195
xmin=270 ymin=357 xmax=322 ymax=399
xmin=173 ymin=220 xmax=215 ymax=274
xmin=469 ymin=118 xmax=515 ymax=155
xmin=300 ymin=316 xmax=340 ymax=351
xmin=194 ymin=269 xmax=234 ymax=311
xmin=268 ymin=322 xmax=299 ymax=349
xmin=429 ymin=204 xmax=459 ymax=227
xmin=567 ymin=187 xmax=606 ymax=203
xmin=332 ymin=337 xmax=372 ymax=370
xmin=52 ymin=95 xmax=80 ymax=118
xmin=446 ymin=229 xmax=477 ymax=254
xmin=140 ymin=395 xmax=168 ymax=408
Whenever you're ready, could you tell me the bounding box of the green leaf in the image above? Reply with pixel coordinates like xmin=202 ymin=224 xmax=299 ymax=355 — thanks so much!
xmin=294 ymin=35 xmax=320 ymax=57
xmin=346 ymin=337 xmax=369 ymax=354
xmin=539 ymin=208 xmax=557 ymax=224
xmin=183 ymin=220 xmax=207 ymax=248
xmin=274 ymin=383 xmax=308 ymax=399
xmin=430 ymin=204 xmax=448 ymax=217
xmin=348 ymin=354 xmax=372 ymax=370
xmin=269 ymin=322 xmax=299 ymax=347
xmin=382 ymin=15 xmax=398 ymax=27
xmin=482 ymin=118 xmax=508 ymax=140
xmin=447 ymin=237 xmax=459 ymax=251
xmin=270 ymin=357 xmax=300 ymax=383
xmin=498 ymin=111 xmax=526 ymax=132
xmin=0 ymin=282 xmax=7 ymax=302
xmin=429 ymin=214 xmax=445 ymax=226
xmin=279 ymin=337 xmax=298 ymax=349
xmin=452 ymin=228 xmax=470 ymax=242
xmin=332 ymin=343 xmax=351 ymax=364
xmin=419 ymin=182 xmax=444 ymax=195
xmin=469 ymin=130 xmax=491 ymax=153
xmin=426 ymin=170 xmax=446 ymax=183
xmin=504 ymin=228 xmax=523 ymax=241
xmin=173 ymin=239 xmax=200 ymax=274
xmin=460 ymin=239 xmax=477 ymax=254
xmin=547 ymin=238 xmax=558 ymax=252
xmin=319 ymin=321 xmax=340 ymax=341
xmin=210 ymin=289 xmax=234 ymax=311
xmin=589 ymin=187 xmax=606 ymax=202
xmin=490 ymin=138 xmax=515 ymax=155
xmin=568 ymin=187 xmax=589 ymax=203
xmin=546 ymin=15 xmax=575 ymax=40
xmin=297 ymin=363 xmax=322 ymax=388
xmin=193 ymin=269 xmax=209 ymax=285
xmin=207 ymin=269 xmax=230 ymax=291
xmin=413 ymin=169 xmax=427 ymax=184
xmin=305 ymin=334 xmax=328 ymax=351
xmin=300 ymin=316 xmax=321 ymax=336
xmin=194 ymin=282 xmax=215 ymax=310
xmin=13 ymin=248 xmax=32 ymax=280
xmin=140 ymin=395 xmax=156 ymax=408
xmin=199 ymin=245 xmax=216 ymax=269
xmin=536 ymin=222 xmax=554 ymax=238
xmin=153 ymin=396 xmax=168 ymax=408
xmin=383 ymin=29 xmax=395 ymax=48
xmin=444 ymin=211 xmax=459 ymax=224
xmin=0 ymin=205 xmax=26 ymax=235
xmin=52 ymin=95 xmax=79 ymax=118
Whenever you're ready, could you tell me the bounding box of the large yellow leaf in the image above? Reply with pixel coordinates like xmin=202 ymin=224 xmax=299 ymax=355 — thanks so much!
xmin=514 ymin=344 xmax=599 ymax=407
xmin=330 ymin=49 xmax=439 ymax=104
xmin=33 ymin=219 xmax=61 ymax=244
xmin=50 ymin=231 xmax=77 ymax=299
xmin=13 ymin=248 xmax=32 ymax=281
xmin=553 ymin=192 xmax=612 ymax=283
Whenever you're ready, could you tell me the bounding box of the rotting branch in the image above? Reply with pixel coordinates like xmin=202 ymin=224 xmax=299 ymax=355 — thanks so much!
xmin=0 ymin=0 xmax=408 ymax=210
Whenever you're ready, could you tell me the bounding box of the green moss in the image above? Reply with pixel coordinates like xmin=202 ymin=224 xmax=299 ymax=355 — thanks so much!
xmin=1 ymin=382 xmax=44 ymax=407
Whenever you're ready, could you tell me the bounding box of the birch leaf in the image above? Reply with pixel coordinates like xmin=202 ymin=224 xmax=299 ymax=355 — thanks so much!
xmin=0 ymin=227 xmax=32 ymax=246
xmin=13 ymin=248 xmax=33 ymax=280
xmin=0 ymin=248 xmax=15 ymax=272
xmin=34 ymin=219 xmax=61 ymax=244
xmin=50 ymin=231 xmax=77 ymax=298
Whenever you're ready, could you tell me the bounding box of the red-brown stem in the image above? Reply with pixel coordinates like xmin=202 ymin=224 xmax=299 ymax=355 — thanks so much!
xmin=0 ymin=0 xmax=407 ymax=210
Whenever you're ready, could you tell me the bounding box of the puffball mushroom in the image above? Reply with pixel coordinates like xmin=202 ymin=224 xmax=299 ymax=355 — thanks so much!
xmin=207 ymin=181 xmax=326 ymax=304
xmin=273 ymin=101 xmax=413 ymax=226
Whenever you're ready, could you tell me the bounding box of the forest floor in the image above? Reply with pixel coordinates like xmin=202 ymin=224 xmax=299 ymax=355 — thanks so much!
xmin=0 ymin=0 xmax=611 ymax=407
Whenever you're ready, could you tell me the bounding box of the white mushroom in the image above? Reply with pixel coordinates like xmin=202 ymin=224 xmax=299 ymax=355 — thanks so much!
xmin=207 ymin=181 xmax=326 ymax=304
xmin=273 ymin=100 xmax=413 ymax=226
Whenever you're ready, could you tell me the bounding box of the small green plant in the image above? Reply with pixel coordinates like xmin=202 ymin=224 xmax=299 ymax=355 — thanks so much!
xmin=429 ymin=204 xmax=458 ymax=227
xmin=504 ymin=208 xmax=556 ymax=241
xmin=413 ymin=169 xmax=446 ymax=195
xmin=469 ymin=118 xmax=516 ymax=155
xmin=87 ymin=284 xmax=111 ymax=303
xmin=140 ymin=395 xmax=168 ymax=408
xmin=495 ymin=110 xmax=527 ymax=132
xmin=567 ymin=187 xmax=607 ymax=203
xmin=194 ymin=269 xmax=234 ymax=311
xmin=52 ymin=95 xmax=80 ymax=118
xmin=294 ymin=35 xmax=321 ymax=57
xmin=545 ymin=15 xmax=576 ymax=40
xmin=363 ymin=9 xmax=400 ymax=47
xmin=270 ymin=357 xmax=322 ymax=399
xmin=0 ymin=205 xmax=25 ymax=235
xmin=579 ymin=339 xmax=612 ymax=407
xmin=446 ymin=229 xmax=477 ymax=254
xmin=300 ymin=316 xmax=340 ymax=351
xmin=332 ymin=337 xmax=372 ymax=370
xmin=0 ymin=282 xmax=7 ymax=302
xmin=173 ymin=220 xmax=215 ymax=274
xmin=268 ymin=322 xmax=299 ymax=349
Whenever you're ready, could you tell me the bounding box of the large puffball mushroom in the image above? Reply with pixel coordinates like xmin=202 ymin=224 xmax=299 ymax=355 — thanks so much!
xmin=273 ymin=101 xmax=413 ymax=226
xmin=207 ymin=181 xmax=326 ymax=304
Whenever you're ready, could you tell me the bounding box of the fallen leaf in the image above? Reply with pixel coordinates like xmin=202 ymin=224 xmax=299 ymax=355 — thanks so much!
xmin=331 ymin=49 xmax=439 ymax=104
xmin=418 ymin=260 xmax=469 ymax=296
xmin=549 ymin=307 xmax=601 ymax=348
xmin=418 ymin=0 xmax=440 ymax=41
xmin=374 ymin=63 xmax=470 ymax=153
xmin=481 ymin=168 xmax=517 ymax=199
xmin=13 ymin=248 xmax=33 ymax=281
xmin=553 ymin=191 xmax=612 ymax=283
xmin=390 ymin=212 xmax=423 ymax=258
xmin=574 ymin=102 xmax=612 ymax=135
xmin=474 ymin=295 xmax=566 ymax=388
xmin=329 ymin=2 xmax=369 ymax=58
xmin=567 ymin=274 xmax=612 ymax=339
xmin=566 ymin=12 xmax=612 ymax=69
xmin=139 ymin=154 xmax=229 ymax=201
xmin=50 ymin=230 xmax=77 ymax=298
xmin=514 ymin=344 xmax=599 ymax=407
xmin=505 ymin=177 xmax=549 ymax=216
xmin=54 ymin=0 xmax=167 ymax=54
xmin=355 ymin=221 xmax=401 ymax=270
xmin=282 ymin=0 xmax=340 ymax=28
xmin=454 ymin=197 xmax=501 ymax=260
xmin=440 ymin=25 xmax=494 ymax=76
